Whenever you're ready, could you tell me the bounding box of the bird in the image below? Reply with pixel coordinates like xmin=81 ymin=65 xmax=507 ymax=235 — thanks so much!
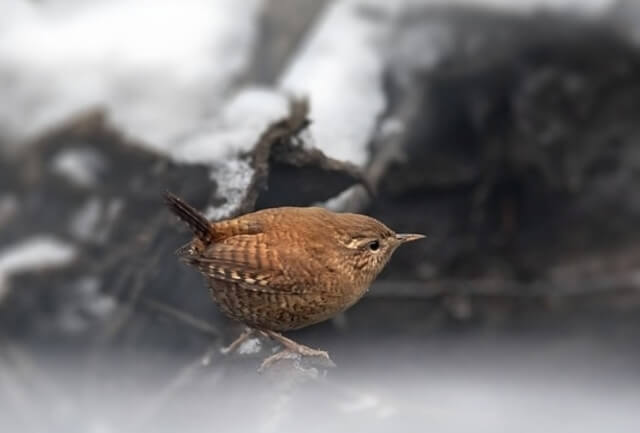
xmin=164 ymin=191 xmax=425 ymax=370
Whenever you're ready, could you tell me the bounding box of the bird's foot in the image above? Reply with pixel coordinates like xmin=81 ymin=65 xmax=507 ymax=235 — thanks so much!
xmin=257 ymin=350 xmax=300 ymax=373
xmin=257 ymin=330 xmax=336 ymax=372
xmin=220 ymin=327 xmax=254 ymax=355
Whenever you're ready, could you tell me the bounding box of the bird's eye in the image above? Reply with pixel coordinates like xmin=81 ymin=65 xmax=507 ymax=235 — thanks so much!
xmin=368 ymin=240 xmax=380 ymax=251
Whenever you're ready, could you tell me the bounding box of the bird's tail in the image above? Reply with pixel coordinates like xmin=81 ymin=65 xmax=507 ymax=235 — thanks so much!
xmin=163 ymin=191 xmax=212 ymax=243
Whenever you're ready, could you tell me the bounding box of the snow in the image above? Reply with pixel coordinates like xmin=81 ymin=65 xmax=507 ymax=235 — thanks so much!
xmin=171 ymin=87 xmax=288 ymax=220
xmin=51 ymin=147 xmax=107 ymax=188
xmin=279 ymin=0 xmax=397 ymax=167
xmin=0 ymin=236 xmax=77 ymax=302
xmin=0 ymin=0 xmax=274 ymax=220
xmin=205 ymin=159 xmax=255 ymax=221
xmin=0 ymin=0 xmax=619 ymax=220
xmin=0 ymin=0 xmax=617 ymax=159
xmin=0 ymin=0 xmax=264 ymax=150
xmin=238 ymin=337 xmax=262 ymax=355
xmin=172 ymin=87 xmax=288 ymax=165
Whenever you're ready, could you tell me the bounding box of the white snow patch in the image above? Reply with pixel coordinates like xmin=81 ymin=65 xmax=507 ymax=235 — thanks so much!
xmin=279 ymin=0 xmax=399 ymax=167
xmin=51 ymin=147 xmax=107 ymax=188
xmin=322 ymin=186 xmax=364 ymax=212
xmin=166 ymin=88 xmax=287 ymax=220
xmin=205 ymin=159 xmax=255 ymax=221
xmin=238 ymin=337 xmax=262 ymax=355
xmin=0 ymin=0 xmax=264 ymax=149
xmin=172 ymin=87 xmax=289 ymax=165
xmin=0 ymin=236 xmax=77 ymax=302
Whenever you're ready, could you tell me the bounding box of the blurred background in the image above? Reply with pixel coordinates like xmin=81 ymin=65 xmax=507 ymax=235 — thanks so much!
xmin=2 ymin=0 xmax=640 ymax=431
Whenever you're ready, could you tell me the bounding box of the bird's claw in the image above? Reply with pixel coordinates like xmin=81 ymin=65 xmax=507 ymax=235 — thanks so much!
xmin=220 ymin=328 xmax=253 ymax=355
xmin=295 ymin=347 xmax=335 ymax=367
xmin=258 ymin=346 xmax=336 ymax=373
xmin=257 ymin=348 xmax=335 ymax=373
xmin=221 ymin=328 xmax=336 ymax=371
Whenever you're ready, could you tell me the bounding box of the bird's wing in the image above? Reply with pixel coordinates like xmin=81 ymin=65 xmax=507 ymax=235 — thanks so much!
xmin=179 ymin=234 xmax=318 ymax=295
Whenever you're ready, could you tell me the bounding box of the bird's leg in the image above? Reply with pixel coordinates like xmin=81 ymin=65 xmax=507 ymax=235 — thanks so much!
xmin=263 ymin=330 xmax=329 ymax=357
xmin=258 ymin=330 xmax=335 ymax=371
xmin=220 ymin=327 xmax=254 ymax=354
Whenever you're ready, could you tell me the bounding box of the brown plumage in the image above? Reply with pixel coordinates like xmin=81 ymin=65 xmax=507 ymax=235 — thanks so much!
xmin=164 ymin=191 xmax=424 ymax=369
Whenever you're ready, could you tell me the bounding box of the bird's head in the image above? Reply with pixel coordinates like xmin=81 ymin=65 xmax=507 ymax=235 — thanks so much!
xmin=328 ymin=212 xmax=425 ymax=283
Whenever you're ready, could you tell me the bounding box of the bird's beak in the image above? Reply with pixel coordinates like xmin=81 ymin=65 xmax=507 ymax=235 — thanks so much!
xmin=395 ymin=233 xmax=426 ymax=243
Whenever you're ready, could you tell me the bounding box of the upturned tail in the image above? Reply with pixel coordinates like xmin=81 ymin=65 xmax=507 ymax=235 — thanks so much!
xmin=164 ymin=191 xmax=212 ymax=243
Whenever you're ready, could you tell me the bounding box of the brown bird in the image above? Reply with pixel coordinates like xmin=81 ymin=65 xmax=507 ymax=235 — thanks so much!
xmin=164 ymin=191 xmax=424 ymax=370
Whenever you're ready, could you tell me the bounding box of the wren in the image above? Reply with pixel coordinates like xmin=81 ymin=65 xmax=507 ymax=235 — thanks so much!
xmin=164 ymin=191 xmax=425 ymax=370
